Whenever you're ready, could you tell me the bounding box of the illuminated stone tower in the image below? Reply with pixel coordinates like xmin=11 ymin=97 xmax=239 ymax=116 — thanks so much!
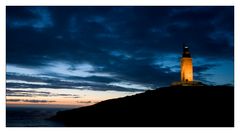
xmin=171 ymin=45 xmax=204 ymax=86
xmin=181 ymin=45 xmax=193 ymax=82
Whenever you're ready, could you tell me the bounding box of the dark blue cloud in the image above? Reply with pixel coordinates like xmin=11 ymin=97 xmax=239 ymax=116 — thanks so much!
xmin=6 ymin=72 xmax=144 ymax=92
xmin=7 ymin=7 xmax=53 ymax=29
xmin=6 ymin=89 xmax=80 ymax=98
xmin=6 ymin=99 xmax=56 ymax=103
xmin=6 ymin=6 xmax=234 ymax=90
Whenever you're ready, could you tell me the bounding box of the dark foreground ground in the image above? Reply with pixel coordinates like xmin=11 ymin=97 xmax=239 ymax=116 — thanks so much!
xmin=50 ymin=86 xmax=234 ymax=127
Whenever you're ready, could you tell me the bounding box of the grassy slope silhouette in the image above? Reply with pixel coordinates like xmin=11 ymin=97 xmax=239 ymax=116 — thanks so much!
xmin=50 ymin=86 xmax=234 ymax=127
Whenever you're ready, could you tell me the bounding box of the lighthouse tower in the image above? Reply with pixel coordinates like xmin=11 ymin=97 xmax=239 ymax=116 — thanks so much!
xmin=180 ymin=45 xmax=193 ymax=82
xmin=171 ymin=44 xmax=204 ymax=86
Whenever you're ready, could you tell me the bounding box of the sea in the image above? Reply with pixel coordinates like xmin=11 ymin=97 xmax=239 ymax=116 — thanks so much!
xmin=6 ymin=107 xmax=69 ymax=127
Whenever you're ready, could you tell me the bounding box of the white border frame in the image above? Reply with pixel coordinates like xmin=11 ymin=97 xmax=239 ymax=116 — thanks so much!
xmin=1 ymin=0 xmax=239 ymax=133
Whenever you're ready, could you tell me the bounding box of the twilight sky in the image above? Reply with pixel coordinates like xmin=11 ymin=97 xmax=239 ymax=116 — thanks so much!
xmin=6 ymin=6 xmax=234 ymax=107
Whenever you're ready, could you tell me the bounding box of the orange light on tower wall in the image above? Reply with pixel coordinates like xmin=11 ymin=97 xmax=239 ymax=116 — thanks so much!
xmin=181 ymin=45 xmax=193 ymax=82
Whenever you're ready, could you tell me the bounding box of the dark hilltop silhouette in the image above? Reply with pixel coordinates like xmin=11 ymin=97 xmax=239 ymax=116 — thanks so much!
xmin=50 ymin=85 xmax=234 ymax=127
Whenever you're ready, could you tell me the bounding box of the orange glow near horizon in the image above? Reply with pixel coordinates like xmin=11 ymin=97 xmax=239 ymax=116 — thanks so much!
xmin=6 ymin=96 xmax=98 ymax=107
xmin=6 ymin=88 xmax=139 ymax=108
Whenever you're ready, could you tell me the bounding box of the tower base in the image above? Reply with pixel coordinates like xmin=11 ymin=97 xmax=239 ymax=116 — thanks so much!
xmin=171 ymin=81 xmax=205 ymax=87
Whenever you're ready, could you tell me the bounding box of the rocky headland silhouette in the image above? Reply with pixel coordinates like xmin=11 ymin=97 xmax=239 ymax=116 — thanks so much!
xmin=50 ymin=86 xmax=234 ymax=127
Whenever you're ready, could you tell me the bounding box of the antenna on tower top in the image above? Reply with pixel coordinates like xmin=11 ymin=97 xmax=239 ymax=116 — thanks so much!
xmin=183 ymin=43 xmax=189 ymax=49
